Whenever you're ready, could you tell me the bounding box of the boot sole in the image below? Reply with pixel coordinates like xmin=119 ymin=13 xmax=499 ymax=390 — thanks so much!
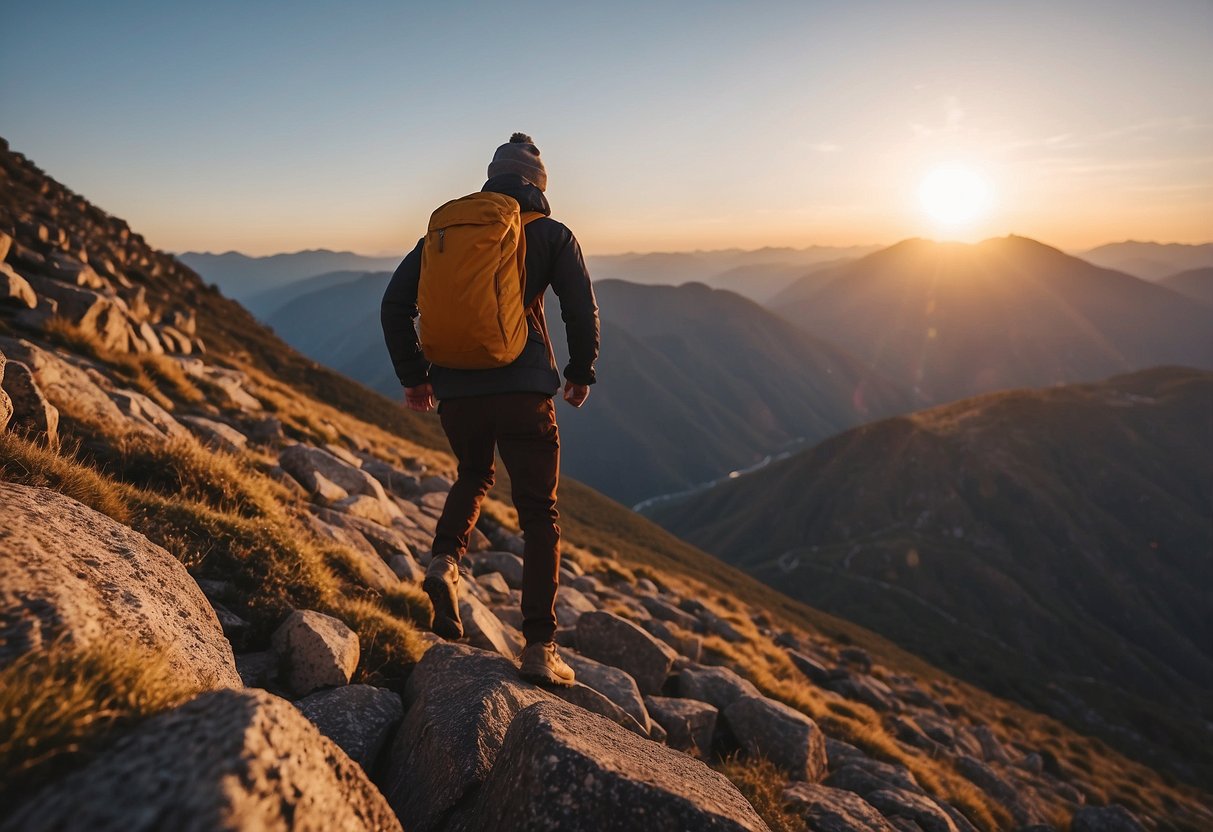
xmin=519 ymin=665 xmax=576 ymax=688
xmin=423 ymin=576 xmax=463 ymax=640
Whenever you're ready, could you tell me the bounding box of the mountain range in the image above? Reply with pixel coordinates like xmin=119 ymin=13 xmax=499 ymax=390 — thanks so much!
xmin=586 ymin=245 xmax=882 ymax=303
xmin=1077 ymin=241 xmax=1213 ymax=281
xmin=767 ymin=236 xmax=1213 ymax=404
xmin=648 ymin=366 xmax=1213 ymax=784
xmin=177 ymin=249 xmax=401 ymax=307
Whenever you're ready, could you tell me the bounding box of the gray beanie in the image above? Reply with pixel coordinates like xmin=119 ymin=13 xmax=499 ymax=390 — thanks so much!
xmin=487 ymin=132 xmax=547 ymax=192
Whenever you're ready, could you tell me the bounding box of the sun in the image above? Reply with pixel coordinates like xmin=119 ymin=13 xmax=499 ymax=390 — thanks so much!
xmin=918 ymin=165 xmax=993 ymax=227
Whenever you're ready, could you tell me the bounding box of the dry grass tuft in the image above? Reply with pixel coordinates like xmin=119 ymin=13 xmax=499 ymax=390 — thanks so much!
xmin=0 ymin=638 xmax=199 ymax=807
xmin=713 ymin=754 xmax=806 ymax=832
xmin=106 ymin=432 xmax=286 ymax=519
xmin=0 ymin=432 xmax=130 ymax=523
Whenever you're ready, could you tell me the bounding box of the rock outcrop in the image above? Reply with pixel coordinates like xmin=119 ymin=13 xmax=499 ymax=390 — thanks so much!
xmin=2 ymin=689 xmax=402 ymax=832
xmin=0 ymin=482 xmax=240 ymax=689
xmin=464 ymin=699 xmax=772 ymax=832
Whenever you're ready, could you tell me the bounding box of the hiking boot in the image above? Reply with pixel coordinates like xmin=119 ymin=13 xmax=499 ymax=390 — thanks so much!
xmin=518 ymin=641 xmax=576 ymax=687
xmin=423 ymin=553 xmax=463 ymax=640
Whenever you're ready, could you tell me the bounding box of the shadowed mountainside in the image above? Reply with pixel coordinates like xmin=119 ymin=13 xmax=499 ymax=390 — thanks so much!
xmin=1160 ymin=267 xmax=1213 ymax=308
xmin=769 ymin=236 xmax=1213 ymax=404
xmin=649 ymin=367 xmax=1213 ymax=785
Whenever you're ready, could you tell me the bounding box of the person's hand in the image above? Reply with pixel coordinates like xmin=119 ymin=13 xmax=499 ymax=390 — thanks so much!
xmin=404 ymin=383 xmax=435 ymax=412
xmin=563 ymin=381 xmax=590 ymax=408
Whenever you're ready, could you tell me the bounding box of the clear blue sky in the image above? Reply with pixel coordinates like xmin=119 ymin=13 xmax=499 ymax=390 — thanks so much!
xmin=4 ymin=0 xmax=1211 ymax=255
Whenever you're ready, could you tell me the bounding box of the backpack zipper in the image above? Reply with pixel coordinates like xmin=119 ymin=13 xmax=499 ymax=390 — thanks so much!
xmin=437 ymin=228 xmax=445 ymax=252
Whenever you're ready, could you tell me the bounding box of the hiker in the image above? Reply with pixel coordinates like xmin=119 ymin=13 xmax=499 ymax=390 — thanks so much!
xmin=380 ymin=133 xmax=600 ymax=687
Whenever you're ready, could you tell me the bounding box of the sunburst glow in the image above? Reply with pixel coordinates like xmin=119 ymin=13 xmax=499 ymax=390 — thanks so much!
xmin=919 ymin=165 xmax=993 ymax=227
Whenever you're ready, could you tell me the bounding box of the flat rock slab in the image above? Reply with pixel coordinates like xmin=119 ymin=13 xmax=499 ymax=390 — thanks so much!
xmin=272 ymin=609 xmax=360 ymax=697
xmin=0 ymin=482 xmax=239 ymax=689
xmin=576 ymin=610 xmax=679 ymax=695
xmin=2 ymin=688 xmax=401 ymax=832
xmin=461 ymin=698 xmax=771 ymax=832
xmin=724 ymin=695 xmax=828 ymax=782
xmin=296 ymin=684 xmax=404 ymax=772
xmin=782 ymin=782 xmax=897 ymax=832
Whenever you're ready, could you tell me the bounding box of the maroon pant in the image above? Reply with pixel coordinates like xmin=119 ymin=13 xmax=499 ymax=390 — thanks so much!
xmin=432 ymin=392 xmax=561 ymax=645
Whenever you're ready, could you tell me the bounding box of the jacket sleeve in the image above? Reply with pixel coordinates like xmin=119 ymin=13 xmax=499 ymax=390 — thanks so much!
xmin=548 ymin=229 xmax=600 ymax=385
xmin=380 ymin=238 xmax=431 ymax=388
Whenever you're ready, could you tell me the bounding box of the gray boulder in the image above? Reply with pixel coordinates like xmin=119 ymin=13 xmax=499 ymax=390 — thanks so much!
xmin=295 ymin=684 xmax=404 ymax=772
xmin=383 ymin=643 xmax=555 ymax=831
xmin=0 ymin=483 xmax=239 ymax=689
xmin=280 ymin=442 xmax=390 ymax=501
xmin=788 ymin=649 xmax=832 ymax=683
xmin=459 ymin=592 xmax=519 ymax=659
xmin=271 ymin=609 xmax=360 ymax=696
xmin=553 ymin=682 xmax=649 ymax=737
xmin=865 ymin=788 xmax=960 ymax=832
xmin=825 ymin=759 xmax=922 ymax=795
xmin=640 ymin=594 xmax=702 ymax=631
xmin=781 ymin=782 xmax=897 ymax=832
xmin=0 ymin=262 xmax=37 ymax=308
xmin=179 ymin=414 xmax=249 ymax=454
xmin=723 ymin=695 xmax=828 ymax=782
xmin=679 ymin=663 xmax=761 ymax=709
xmin=561 ymin=648 xmax=652 ymax=733
xmin=461 ymin=699 xmax=771 ymax=832
xmin=467 ymin=549 xmax=526 ymax=588
xmin=576 ymin=610 xmax=679 ymax=695
xmin=644 ymin=695 xmax=717 ymax=756
xmin=1071 ymin=805 xmax=1147 ymax=832
xmin=1 ymin=689 xmax=401 ymax=832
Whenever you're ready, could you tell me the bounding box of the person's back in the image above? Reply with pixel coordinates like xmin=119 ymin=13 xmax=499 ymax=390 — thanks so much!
xmin=380 ymin=133 xmax=600 ymax=685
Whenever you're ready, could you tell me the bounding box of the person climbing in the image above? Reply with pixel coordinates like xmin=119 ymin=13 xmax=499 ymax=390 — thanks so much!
xmin=380 ymin=133 xmax=600 ymax=687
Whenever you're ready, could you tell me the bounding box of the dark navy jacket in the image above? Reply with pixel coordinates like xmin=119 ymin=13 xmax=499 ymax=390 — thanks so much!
xmin=381 ymin=174 xmax=599 ymax=400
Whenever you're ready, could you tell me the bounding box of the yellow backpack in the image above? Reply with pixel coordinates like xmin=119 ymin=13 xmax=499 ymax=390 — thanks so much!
xmin=417 ymin=191 xmax=546 ymax=369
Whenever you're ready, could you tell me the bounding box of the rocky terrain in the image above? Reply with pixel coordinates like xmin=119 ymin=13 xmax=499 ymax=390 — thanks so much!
xmin=3 ymin=137 xmax=1212 ymax=830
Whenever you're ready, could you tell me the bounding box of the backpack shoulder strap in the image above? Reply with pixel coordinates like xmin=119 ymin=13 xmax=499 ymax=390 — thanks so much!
xmin=517 ymin=211 xmax=557 ymax=372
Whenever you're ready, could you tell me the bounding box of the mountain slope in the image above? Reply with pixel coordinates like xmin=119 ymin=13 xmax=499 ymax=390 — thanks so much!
xmin=1160 ymin=266 xmax=1213 ymax=307
xmin=1078 ymin=241 xmax=1213 ymax=281
xmin=650 ymin=367 xmax=1213 ymax=784
xmin=770 ymin=236 xmax=1213 ymax=404
xmin=267 ymin=275 xmax=913 ymax=504
xmin=178 ymin=249 xmax=400 ymax=304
